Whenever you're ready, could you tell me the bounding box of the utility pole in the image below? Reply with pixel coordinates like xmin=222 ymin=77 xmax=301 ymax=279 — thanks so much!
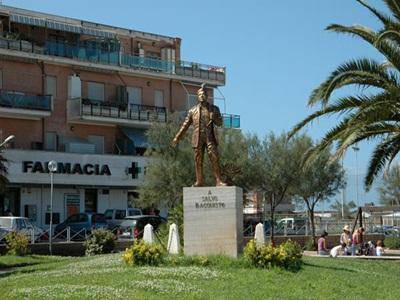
xmin=352 ymin=145 xmax=360 ymax=207
xmin=341 ymin=156 xmax=345 ymax=219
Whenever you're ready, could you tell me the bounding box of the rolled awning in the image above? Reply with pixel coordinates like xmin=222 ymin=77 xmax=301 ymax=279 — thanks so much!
xmin=121 ymin=128 xmax=149 ymax=148
xmin=9 ymin=14 xmax=115 ymax=38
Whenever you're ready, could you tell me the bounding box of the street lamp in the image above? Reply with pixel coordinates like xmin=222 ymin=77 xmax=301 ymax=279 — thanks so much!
xmin=48 ymin=160 xmax=57 ymax=255
xmin=352 ymin=145 xmax=360 ymax=207
xmin=0 ymin=135 xmax=15 ymax=147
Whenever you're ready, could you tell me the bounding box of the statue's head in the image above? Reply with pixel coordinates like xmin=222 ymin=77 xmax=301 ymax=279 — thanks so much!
xmin=197 ymin=83 xmax=208 ymax=103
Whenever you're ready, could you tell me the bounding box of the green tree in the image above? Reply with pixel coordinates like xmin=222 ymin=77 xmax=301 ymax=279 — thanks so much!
xmin=250 ymin=133 xmax=310 ymax=245
xmin=379 ymin=164 xmax=400 ymax=205
xmin=330 ymin=200 xmax=357 ymax=219
xmin=293 ymin=141 xmax=345 ymax=245
xmin=290 ymin=0 xmax=400 ymax=188
xmin=138 ymin=113 xmax=256 ymax=210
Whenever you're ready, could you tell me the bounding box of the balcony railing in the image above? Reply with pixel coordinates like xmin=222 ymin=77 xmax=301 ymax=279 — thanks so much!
xmin=223 ymin=114 xmax=240 ymax=129
xmin=0 ymin=90 xmax=52 ymax=111
xmin=69 ymin=98 xmax=167 ymax=124
xmin=0 ymin=37 xmax=225 ymax=84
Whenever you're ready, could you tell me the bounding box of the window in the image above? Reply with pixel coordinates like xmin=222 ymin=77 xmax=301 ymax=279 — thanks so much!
xmin=115 ymin=210 xmax=126 ymax=220
xmin=127 ymin=86 xmax=142 ymax=106
xmin=128 ymin=209 xmax=141 ymax=216
xmin=154 ymin=90 xmax=164 ymax=107
xmin=87 ymin=82 xmax=105 ymax=101
xmin=88 ymin=135 xmax=104 ymax=154
xmin=45 ymin=75 xmax=57 ymax=98
xmin=45 ymin=132 xmax=57 ymax=151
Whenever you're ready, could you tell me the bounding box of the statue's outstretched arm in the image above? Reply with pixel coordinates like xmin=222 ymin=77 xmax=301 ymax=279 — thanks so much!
xmin=172 ymin=111 xmax=192 ymax=146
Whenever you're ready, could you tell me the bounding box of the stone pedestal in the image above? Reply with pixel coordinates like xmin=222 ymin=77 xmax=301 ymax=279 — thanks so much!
xmin=183 ymin=186 xmax=243 ymax=258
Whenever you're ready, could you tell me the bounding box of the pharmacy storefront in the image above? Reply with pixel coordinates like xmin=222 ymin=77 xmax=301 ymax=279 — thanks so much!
xmin=1 ymin=150 xmax=148 ymax=227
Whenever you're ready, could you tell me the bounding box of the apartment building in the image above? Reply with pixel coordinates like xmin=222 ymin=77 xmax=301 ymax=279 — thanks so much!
xmin=0 ymin=5 xmax=240 ymax=227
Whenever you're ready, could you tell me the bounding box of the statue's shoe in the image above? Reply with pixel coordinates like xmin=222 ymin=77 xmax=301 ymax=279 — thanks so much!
xmin=192 ymin=181 xmax=204 ymax=187
xmin=216 ymin=180 xmax=228 ymax=187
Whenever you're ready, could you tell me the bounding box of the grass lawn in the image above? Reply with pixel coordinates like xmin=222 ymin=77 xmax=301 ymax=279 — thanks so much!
xmin=0 ymin=253 xmax=399 ymax=299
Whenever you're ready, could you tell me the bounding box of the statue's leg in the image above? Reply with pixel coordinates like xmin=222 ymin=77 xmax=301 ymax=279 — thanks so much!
xmin=193 ymin=143 xmax=205 ymax=187
xmin=206 ymin=142 xmax=227 ymax=186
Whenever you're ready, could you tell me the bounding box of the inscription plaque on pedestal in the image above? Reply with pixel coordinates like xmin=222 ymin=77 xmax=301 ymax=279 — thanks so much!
xmin=183 ymin=186 xmax=243 ymax=258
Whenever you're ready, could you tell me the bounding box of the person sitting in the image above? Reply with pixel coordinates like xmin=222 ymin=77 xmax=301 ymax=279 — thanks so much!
xmin=318 ymin=231 xmax=329 ymax=256
xmin=351 ymin=227 xmax=365 ymax=256
xmin=376 ymin=240 xmax=385 ymax=257
xmin=340 ymin=225 xmax=351 ymax=255
xmin=330 ymin=243 xmax=346 ymax=258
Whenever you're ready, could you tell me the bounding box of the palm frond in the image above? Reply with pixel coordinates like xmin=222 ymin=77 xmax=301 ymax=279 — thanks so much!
xmin=365 ymin=134 xmax=400 ymax=187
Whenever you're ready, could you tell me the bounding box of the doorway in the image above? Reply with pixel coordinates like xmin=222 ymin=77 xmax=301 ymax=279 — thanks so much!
xmin=85 ymin=189 xmax=98 ymax=213
xmin=0 ymin=188 xmax=21 ymax=216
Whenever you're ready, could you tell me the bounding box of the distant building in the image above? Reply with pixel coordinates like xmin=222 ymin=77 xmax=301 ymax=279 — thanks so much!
xmin=0 ymin=5 xmax=239 ymax=226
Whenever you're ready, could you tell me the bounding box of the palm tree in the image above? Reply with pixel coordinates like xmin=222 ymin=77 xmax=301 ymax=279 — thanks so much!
xmin=290 ymin=0 xmax=400 ymax=188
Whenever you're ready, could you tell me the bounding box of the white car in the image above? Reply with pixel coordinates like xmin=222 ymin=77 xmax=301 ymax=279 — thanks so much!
xmin=0 ymin=217 xmax=46 ymax=242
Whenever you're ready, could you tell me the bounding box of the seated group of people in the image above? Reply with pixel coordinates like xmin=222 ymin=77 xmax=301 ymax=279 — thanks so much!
xmin=317 ymin=225 xmax=385 ymax=257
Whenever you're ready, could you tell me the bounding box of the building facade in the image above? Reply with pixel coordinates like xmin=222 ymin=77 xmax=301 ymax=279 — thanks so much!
xmin=0 ymin=5 xmax=239 ymax=227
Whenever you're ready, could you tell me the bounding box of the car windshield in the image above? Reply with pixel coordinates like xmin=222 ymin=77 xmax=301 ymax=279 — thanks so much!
xmin=0 ymin=218 xmax=12 ymax=228
xmin=120 ymin=219 xmax=137 ymax=227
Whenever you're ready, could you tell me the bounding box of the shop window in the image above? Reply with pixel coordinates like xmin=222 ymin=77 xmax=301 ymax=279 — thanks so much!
xmin=87 ymin=82 xmax=105 ymax=102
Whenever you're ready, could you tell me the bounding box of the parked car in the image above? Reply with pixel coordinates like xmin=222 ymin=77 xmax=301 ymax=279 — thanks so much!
xmin=104 ymin=208 xmax=142 ymax=228
xmin=0 ymin=216 xmax=47 ymax=242
xmin=54 ymin=213 xmax=108 ymax=240
xmin=118 ymin=215 xmax=166 ymax=239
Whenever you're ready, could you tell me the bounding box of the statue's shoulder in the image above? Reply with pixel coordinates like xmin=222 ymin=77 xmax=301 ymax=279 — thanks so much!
xmin=210 ymin=103 xmax=220 ymax=111
xmin=188 ymin=104 xmax=199 ymax=114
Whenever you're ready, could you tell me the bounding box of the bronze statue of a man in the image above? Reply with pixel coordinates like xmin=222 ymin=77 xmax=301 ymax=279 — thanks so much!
xmin=172 ymin=84 xmax=227 ymax=187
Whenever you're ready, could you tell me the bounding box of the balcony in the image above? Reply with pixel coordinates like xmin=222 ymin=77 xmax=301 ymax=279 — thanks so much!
xmin=222 ymin=114 xmax=240 ymax=129
xmin=0 ymin=90 xmax=52 ymax=119
xmin=67 ymin=98 xmax=167 ymax=128
xmin=0 ymin=37 xmax=226 ymax=85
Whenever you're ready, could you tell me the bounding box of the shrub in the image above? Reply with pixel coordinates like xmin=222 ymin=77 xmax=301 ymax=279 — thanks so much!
xmin=123 ymin=240 xmax=165 ymax=266
xmin=303 ymin=238 xmax=317 ymax=251
xmin=280 ymin=240 xmax=303 ymax=270
xmin=244 ymin=239 xmax=302 ymax=270
xmin=384 ymin=236 xmax=400 ymax=249
xmin=84 ymin=229 xmax=115 ymax=256
xmin=5 ymin=231 xmax=29 ymax=256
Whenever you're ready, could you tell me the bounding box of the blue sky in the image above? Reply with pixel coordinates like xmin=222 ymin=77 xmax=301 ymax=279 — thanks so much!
xmin=3 ymin=0 xmax=392 ymax=206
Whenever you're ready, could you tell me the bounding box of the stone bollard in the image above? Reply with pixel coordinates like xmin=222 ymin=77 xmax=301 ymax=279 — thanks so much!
xmin=254 ymin=223 xmax=265 ymax=247
xmin=143 ymin=223 xmax=155 ymax=244
xmin=167 ymin=223 xmax=180 ymax=255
